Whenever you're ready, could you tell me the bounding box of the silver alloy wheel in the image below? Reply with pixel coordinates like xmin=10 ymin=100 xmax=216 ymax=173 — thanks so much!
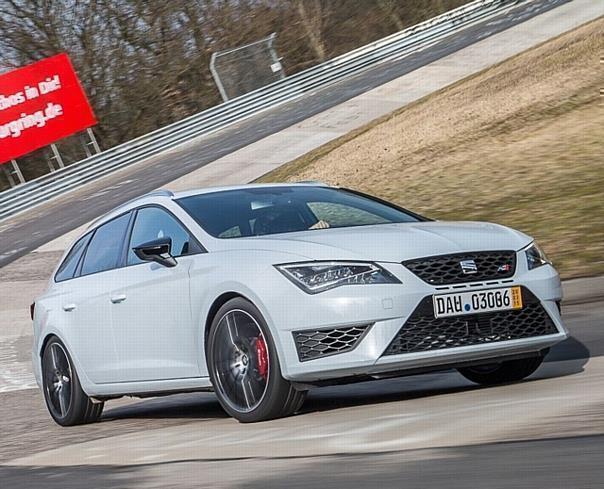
xmin=43 ymin=342 xmax=73 ymax=419
xmin=212 ymin=309 xmax=270 ymax=414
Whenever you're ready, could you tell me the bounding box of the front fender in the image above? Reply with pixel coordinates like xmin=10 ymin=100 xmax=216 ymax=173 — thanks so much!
xmin=189 ymin=250 xmax=303 ymax=377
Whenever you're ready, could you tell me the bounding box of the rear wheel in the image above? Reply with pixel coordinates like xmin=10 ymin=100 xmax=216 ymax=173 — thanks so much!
xmin=207 ymin=298 xmax=306 ymax=422
xmin=41 ymin=337 xmax=104 ymax=426
xmin=457 ymin=353 xmax=547 ymax=386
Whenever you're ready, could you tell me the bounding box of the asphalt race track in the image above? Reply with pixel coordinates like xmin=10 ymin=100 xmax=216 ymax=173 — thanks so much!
xmin=0 ymin=299 xmax=602 ymax=487
xmin=0 ymin=0 xmax=571 ymax=269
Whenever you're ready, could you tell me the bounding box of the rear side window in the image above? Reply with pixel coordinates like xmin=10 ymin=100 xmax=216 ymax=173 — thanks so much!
xmin=80 ymin=213 xmax=131 ymax=276
xmin=127 ymin=207 xmax=199 ymax=265
xmin=54 ymin=234 xmax=92 ymax=282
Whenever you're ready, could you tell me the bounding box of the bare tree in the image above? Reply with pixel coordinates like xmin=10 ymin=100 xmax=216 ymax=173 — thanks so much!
xmin=294 ymin=0 xmax=328 ymax=62
xmin=378 ymin=0 xmax=406 ymax=31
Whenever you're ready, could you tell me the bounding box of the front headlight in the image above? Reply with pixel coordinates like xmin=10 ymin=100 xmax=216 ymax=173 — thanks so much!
xmin=276 ymin=261 xmax=400 ymax=294
xmin=525 ymin=242 xmax=551 ymax=270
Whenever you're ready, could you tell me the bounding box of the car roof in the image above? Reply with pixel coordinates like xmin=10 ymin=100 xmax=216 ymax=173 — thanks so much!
xmin=172 ymin=182 xmax=328 ymax=199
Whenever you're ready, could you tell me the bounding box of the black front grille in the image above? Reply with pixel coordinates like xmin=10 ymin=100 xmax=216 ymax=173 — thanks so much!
xmin=384 ymin=288 xmax=557 ymax=356
xmin=293 ymin=324 xmax=372 ymax=362
xmin=403 ymin=251 xmax=516 ymax=285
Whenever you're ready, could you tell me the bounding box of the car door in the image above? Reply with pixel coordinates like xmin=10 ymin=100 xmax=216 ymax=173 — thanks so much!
xmin=109 ymin=206 xmax=202 ymax=382
xmin=58 ymin=213 xmax=131 ymax=384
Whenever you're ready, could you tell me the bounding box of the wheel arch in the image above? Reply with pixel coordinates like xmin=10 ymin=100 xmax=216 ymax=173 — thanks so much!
xmin=204 ymin=291 xmax=247 ymax=351
xmin=39 ymin=332 xmax=61 ymax=357
xmin=37 ymin=330 xmax=96 ymax=396
xmin=202 ymin=290 xmax=284 ymax=374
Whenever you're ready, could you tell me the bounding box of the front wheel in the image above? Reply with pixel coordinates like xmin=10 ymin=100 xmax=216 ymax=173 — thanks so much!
xmin=207 ymin=298 xmax=306 ymax=422
xmin=457 ymin=352 xmax=547 ymax=386
xmin=41 ymin=337 xmax=104 ymax=426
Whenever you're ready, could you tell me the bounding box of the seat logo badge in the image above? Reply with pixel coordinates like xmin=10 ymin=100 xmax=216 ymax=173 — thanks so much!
xmin=459 ymin=259 xmax=478 ymax=274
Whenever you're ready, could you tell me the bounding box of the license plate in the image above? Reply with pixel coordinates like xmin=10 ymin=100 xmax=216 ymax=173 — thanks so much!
xmin=433 ymin=286 xmax=523 ymax=318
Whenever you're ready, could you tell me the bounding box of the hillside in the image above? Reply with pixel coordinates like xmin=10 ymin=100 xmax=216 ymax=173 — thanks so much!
xmin=259 ymin=18 xmax=604 ymax=278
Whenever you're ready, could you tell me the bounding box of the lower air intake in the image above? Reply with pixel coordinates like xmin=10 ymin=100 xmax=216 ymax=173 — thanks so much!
xmin=293 ymin=324 xmax=372 ymax=362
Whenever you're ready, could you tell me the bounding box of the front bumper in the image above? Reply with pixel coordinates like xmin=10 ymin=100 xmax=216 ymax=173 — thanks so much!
xmin=269 ymin=259 xmax=567 ymax=382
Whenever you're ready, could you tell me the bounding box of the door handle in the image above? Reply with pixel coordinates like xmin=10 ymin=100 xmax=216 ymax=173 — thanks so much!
xmin=111 ymin=294 xmax=127 ymax=304
xmin=62 ymin=304 xmax=77 ymax=312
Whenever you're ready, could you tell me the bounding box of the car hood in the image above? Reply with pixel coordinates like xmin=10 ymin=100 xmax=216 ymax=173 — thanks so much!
xmin=220 ymin=221 xmax=532 ymax=262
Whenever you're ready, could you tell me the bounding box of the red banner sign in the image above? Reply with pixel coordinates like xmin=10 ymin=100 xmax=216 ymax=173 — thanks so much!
xmin=0 ymin=53 xmax=97 ymax=164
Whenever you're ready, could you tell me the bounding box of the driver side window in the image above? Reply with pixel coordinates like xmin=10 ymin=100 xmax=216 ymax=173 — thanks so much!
xmin=307 ymin=202 xmax=389 ymax=228
xmin=128 ymin=207 xmax=198 ymax=265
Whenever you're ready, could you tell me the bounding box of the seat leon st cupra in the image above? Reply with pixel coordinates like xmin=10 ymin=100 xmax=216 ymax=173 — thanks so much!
xmin=32 ymin=183 xmax=567 ymax=425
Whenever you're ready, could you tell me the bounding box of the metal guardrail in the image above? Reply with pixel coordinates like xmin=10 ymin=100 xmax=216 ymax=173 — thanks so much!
xmin=0 ymin=0 xmax=523 ymax=222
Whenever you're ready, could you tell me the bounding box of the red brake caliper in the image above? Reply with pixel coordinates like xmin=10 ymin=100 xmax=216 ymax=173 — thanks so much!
xmin=255 ymin=336 xmax=268 ymax=380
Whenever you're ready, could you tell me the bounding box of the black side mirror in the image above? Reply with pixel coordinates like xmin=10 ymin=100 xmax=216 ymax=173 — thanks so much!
xmin=132 ymin=237 xmax=177 ymax=268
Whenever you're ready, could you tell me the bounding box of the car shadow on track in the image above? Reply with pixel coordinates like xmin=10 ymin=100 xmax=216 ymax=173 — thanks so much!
xmin=100 ymin=336 xmax=591 ymax=422
xmin=545 ymin=335 xmax=591 ymax=363
xmin=101 ymin=392 xmax=229 ymax=422
xmin=301 ymin=336 xmax=591 ymax=416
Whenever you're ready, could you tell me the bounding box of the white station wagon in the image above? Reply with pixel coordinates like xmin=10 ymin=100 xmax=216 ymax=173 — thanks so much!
xmin=32 ymin=184 xmax=567 ymax=424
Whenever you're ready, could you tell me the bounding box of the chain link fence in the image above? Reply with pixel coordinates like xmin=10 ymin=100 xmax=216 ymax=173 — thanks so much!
xmin=210 ymin=33 xmax=285 ymax=101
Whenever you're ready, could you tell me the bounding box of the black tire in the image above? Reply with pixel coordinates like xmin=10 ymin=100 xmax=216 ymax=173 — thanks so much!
xmin=457 ymin=353 xmax=546 ymax=386
xmin=207 ymin=297 xmax=306 ymax=423
xmin=41 ymin=336 xmax=104 ymax=426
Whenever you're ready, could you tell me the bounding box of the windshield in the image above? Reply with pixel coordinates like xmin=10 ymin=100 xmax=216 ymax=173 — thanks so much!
xmin=176 ymin=186 xmax=424 ymax=238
